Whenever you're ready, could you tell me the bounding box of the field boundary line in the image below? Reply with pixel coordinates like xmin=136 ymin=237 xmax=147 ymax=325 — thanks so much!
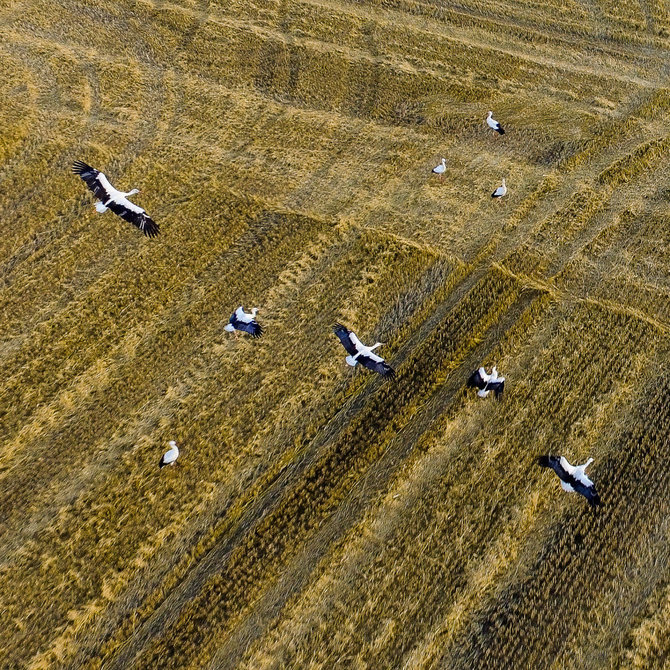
xmin=493 ymin=262 xmax=670 ymax=334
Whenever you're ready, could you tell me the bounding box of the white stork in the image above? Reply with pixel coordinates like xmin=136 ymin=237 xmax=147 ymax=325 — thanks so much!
xmin=432 ymin=158 xmax=447 ymax=178
xmin=486 ymin=111 xmax=505 ymax=135
xmin=538 ymin=455 xmax=600 ymax=506
xmin=224 ymin=306 xmax=263 ymax=338
xmin=492 ymin=178 xmax=507 ymax=200
xmin=72 ymin=160 xmax=159 ymax=237
xmin=333 ymin=323 xmax=396 ymax=379
xmin=467 ymin=366 xmax=505 ymax=399
xmin=159 ymin=441 xmax=180 ymax=468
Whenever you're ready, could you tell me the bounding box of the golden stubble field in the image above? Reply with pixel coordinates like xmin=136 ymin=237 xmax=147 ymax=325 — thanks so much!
xmin=1 ymin=0 xmax=669 ymax=667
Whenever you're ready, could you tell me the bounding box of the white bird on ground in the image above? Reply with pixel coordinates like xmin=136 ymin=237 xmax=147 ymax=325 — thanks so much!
xmin=538 ymin=455 xmax=600 ymax=506
xmin=467 ymin=366 xmax=505 ymax=399
xmin=72 ymin=160 xmax=159 ymax=237
xmin=159 ymin=441 xmax=179 ymax=468
xmin=333 ymin=323 xmax=396 ymax=378
xmin=492 ymin=178 xmax=507 ymax=200
xmin=432 ymin=158 xmax=447 ymax=178
xmin=224 ymin=306 xmax=263 ymax=338
xmin=486 ymin=111 xmax=505 ymax=135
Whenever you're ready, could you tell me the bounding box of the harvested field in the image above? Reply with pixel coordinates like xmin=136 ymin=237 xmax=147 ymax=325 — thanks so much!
xmin=1 ymin=0 xmax=669 ymax=668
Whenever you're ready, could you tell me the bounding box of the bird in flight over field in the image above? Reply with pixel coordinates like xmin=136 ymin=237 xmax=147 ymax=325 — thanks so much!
xmin=159 ymin=441 xmax=180 ymax=468
xmin=492 ymin=178 xmax=507 ymax=200
xmin=72 ymin=160 xmax=159 ymax=237
xmin=224 ymin=306 xmax=263 ymax=338
xmin=467 ymin=366 xmax=505 ymax=399
xmin=538 ymin=455 xmax=601 ymax=507
xmin=432 ymin=157 xmax=447 ymax=178
xmin=333 ymin=323 xmax=396 ymax=379
xmin=486 ymin=111 xmax=505 ymax=135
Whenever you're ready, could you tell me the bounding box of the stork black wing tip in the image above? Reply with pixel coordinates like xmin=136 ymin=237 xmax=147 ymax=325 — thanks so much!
xmin=72 ymin=160 xmax=92 ymax=174
xmin=382 ymin=366 xmax=397 ymax=380
xmin=589 ymin=494 xmax=602 ymax=508
xmin=537 ymin=455 xmax=551 ymax=468
xmin=143 ymin=221 xmax=160 ymax=238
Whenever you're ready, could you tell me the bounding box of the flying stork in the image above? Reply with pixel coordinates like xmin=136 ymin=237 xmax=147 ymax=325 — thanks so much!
xmin=333 ymin=323 xmax=396 ymax=379
xmin=72 ymin=160 xmax=159 ymax=237
xmin=224 ymin=306 xmax=263 ymax=338
xmin=467 ymin=366 xmax=505 ymax=399
xmin=538 ymin=455 xmax=601 ymax=506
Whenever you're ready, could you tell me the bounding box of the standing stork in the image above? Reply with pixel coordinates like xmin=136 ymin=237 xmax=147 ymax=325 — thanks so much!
xmin=538 ymin=455 xmax=601 ymax=506
xmin=72 ymin=160 xmax=159 ymax=237
xmin=491 ymin=178 xmax=507 ymax=200
xmin=486 ymin=111 xmax=505 ymax=135
xmin=224 ymin=306 xmax=263 ymax=338
xmin=159 ymin=441 xmax=180 ymax=468
xmin=333 ymin=323 xmax=396 ymax=379
xmin=432 ymin=158 xmax=447 ymax=179
xmin=467 ymin=366 xmax=505 ymax=399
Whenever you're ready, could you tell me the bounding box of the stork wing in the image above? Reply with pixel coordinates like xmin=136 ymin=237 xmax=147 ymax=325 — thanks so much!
xmin=333 ymin=323 xmax=359 ymax=356
xmin=563 ymin=457 xmax=594 ymax=488
xmin=357 ymin=353 xmax=396 ymax=379
xmin=539 ymin=456 xmax=600 ymax=507
xmin=559 ymin=456 xmax=576 ymax=476
xmin=347 ymin=331 xmax=365 ymax=350
xmin=490 ymin=379 xmax=505 ymax=399
xmin=539 ymin=455 xmax=567 ymax=481
xmin=564 ymin=474 xmax=600 ymax=506
xmin=72 ymin=160 xmax=112 ymax=202
xmin=235 ymin=318 xmax=263 ymax=338
xmin=575 ymin=471 xmax=594 ymax=487
xmin=538 ymin=455 xmax=559 ymax=471
xmin=106 ymin=198 xmax=160 ymax=237
xmin=234 ymin=307 xmax=262 ymax=325
xmin=467 ymin=369 xmax=485 ymax=389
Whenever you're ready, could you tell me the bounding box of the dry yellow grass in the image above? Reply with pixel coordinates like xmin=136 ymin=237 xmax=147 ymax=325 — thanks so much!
xmin=1 ymin=0 xmax=669 ymax=668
